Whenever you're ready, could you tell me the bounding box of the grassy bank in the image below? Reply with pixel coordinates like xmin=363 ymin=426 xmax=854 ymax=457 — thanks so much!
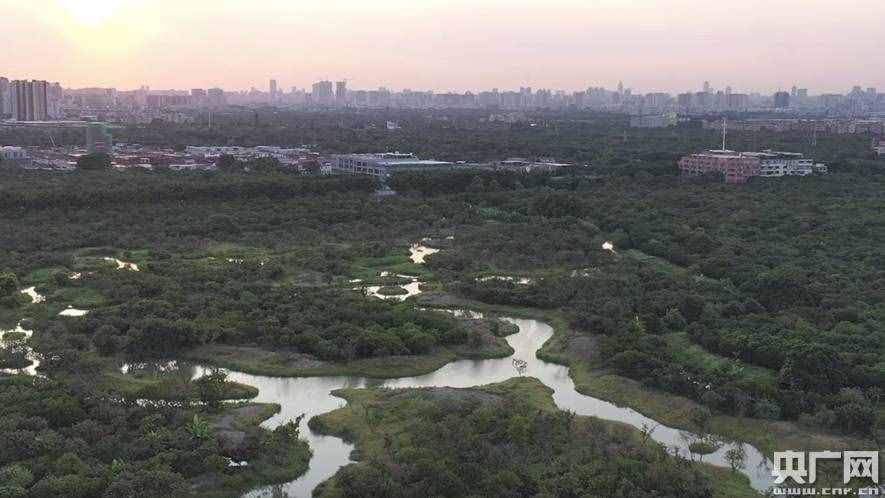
xmin=183 ymin=403 xmax=311 ymax=498
xmin=184 ymin=334 xmax=513 ymax=379
xmin=533 ymin=309 xmax=873 ymax=456
xmin=100 ymin=370 xmax=259 ymax=401
xmin=417 ymin=292 xmax=873 ymax=457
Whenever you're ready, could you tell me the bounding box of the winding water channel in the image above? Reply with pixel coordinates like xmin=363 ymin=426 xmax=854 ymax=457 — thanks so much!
xmin=4 ymin=253 xmax=772 ymax=496
xmin=186 ymin=315 xmax=773 ymax=497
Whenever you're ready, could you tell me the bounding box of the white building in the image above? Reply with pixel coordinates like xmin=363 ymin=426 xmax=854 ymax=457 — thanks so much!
xmin=498 ymin=157 xmax=573 ymax=172
xmin=186 ymin=146 xmax=253 ymax=160
xmin=334 ymin=152 xmax=453 ymax=178
xmin=0 ymin=146 xmax=31 ymax=167
xmin=10 ymin=80 xmax=49 ymax=121
xmin=168 ymin=163 xmax=215 ymax=171
xmin=745 ymin=150 xmax=827 ymax=177
xmin=875 ymin=141 xmax=885 ymax=158
xmin=254 ymin=146 xmax=312 ymax=166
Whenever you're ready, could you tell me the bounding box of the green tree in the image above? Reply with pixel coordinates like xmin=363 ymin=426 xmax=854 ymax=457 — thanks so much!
xmin=185 ymin=414 xmax=211 ymax=440
xmin=752 ymin=399 xmax=782 ymax=420
xmin=76 ymin=153 xmax=112 ymax=170
xmin=725 ymin=445 xmax=747 ymax=472
xmin=0 ymin=464 xmax=33 ymax=489
xmin=778 ymin=343 xmax=847 ymax=394
xmin=0 ymin=273 xmax=19 ymax=296
xmin=197 ymin=369 xmax=228 ymax=410
xmin=102 ymin=470 xmax=189 ymax=498
xmin=52 ymin=271 xmax=70 ymax=287
xmin=216 ymin=154 xmax=240 ymax=172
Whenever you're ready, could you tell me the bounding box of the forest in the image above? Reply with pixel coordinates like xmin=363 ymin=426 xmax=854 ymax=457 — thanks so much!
xmin=0 ymin=373 xmax=310 ymax=498
xmin=1 ymin=119 xmax=883 ymax=496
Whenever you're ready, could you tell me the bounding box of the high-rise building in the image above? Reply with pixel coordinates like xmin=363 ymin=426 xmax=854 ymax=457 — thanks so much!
xmin=269 ymin=79 xmax=278 ymax=102
xmin=48 ymin=82 xmax=63 ymax=118
xmin=0 ymin=77 xmax=8 ymax=115
xmin=10 ymin=80 xmax=49 ymax=121
xmin=727 ymin=93 xmax=749 ymax=110
xmin=335 ymin=81 xmax=347 ymax=106
xmin=312 ymin=80 xmax=334 ymax=106
xmin=773 ymin=91 xmax=791 ymax=109
xmin=207 ymin=88 xmax=226 ymax=106
xmin=146 ymin=94 xmax=190 ymax=109
xmin=86 ymin=123 xmax=113 ymax=155
xmin=191 ymin=89 xmax=206 ymax=107
xmin=694 ymin=91 xmax=711 ymax=109
xmin=703 ymin=81 xmax=711 ymax=93
xmin=677 ymin=92 xmax=693 ymax=109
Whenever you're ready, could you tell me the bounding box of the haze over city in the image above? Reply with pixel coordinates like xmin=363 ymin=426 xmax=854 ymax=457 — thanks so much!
xmin=3 ymin=2 xmax=885 ymax=498
xmin=5 ymin=0 xmax=884 ymax=93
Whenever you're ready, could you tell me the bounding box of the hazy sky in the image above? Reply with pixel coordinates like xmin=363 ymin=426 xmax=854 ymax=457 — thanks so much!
xmin=3 ymin=0 xmax=883 ymax=94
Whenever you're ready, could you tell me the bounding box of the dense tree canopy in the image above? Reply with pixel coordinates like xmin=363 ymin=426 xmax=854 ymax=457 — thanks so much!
xmin=0 ymin=115 xmax=883 ymax=494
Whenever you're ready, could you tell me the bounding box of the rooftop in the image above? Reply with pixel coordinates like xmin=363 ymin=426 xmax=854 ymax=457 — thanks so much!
xmin=338 ymin=152 xmax=452 ymax=167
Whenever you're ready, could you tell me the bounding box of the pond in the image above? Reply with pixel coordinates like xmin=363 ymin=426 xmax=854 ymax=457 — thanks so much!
xmin=20 ymin=287 xmax=46 ymax=304
xmin=178 ymin=315 xmax=772 ymax=497
xmin=409 ymin=244 xmax=440 ymax=264
xmin=362 ymin=282 xmax=424 ymax=302
xmin=0 ymin=321 xmax=39 ymax=376
xmin=104 ymin=257 xmax=140 ymax=272
xmin=476 ymin=276 xmax=534 ymax=285
xmin=59 ymin=307 xmax=90 ymax=317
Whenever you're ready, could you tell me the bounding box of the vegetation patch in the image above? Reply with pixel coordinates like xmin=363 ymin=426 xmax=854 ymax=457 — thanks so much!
xmin=375 ymin=285 xmax=409 ymax=296
xmin=0 ymin=376 xmax=309 ymax=498
xmin=311 ymin=377 xmax=756 ymax=498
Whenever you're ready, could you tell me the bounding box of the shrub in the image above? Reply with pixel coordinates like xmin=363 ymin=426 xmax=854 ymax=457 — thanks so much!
xmin=752 ymin=399 xmax=782 ymax=420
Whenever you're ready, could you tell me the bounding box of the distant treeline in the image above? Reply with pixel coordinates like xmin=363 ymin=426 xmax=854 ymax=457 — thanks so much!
xmin=2 ymin=108 xmax=877 ymax=166
xmin=0 ymin=170 xmax=376 ymax=210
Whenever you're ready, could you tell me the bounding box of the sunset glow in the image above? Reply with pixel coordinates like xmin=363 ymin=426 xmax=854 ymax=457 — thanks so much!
xmin=5 ymin=0 xmax=885 ymax=92
xmin=57 ymin=0 xmax=125 ymax=27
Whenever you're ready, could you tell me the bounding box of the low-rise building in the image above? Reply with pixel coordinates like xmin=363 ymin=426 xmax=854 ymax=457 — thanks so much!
xmin=0 ymin=146 xmax=31 ymax=167
xmin=630 ymin=113 xmax=678 ymax=128
xmin=254 ymin=146 xmax=315 ymax=168
xmin=679 ymin=149 xmax=826 ymax=184
xmin=875 ymin=140 xmax=885 ymax=158
xmin=186 ymin=146 xmax=254 ymax=160
xmin=334 ymin=152 xmax=453 ymax=178
xmin=168 ymin=162 xmax=215 ymax=171
xmin=497 ymin=157 xmax=574 ymax=172
xmin=86 ymin=123 xmax=113 ymax=155
xmin=703 ymin=118 xmax=885 ymax=135
xmin=745 ymin=150 xmax=827 ymax=177
xmin=678 ymin=150 xmax=761 ymax=184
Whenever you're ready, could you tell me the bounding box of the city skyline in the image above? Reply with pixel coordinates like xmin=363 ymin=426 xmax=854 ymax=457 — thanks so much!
xmin=4 ymin=0 xmax=884 ymax=94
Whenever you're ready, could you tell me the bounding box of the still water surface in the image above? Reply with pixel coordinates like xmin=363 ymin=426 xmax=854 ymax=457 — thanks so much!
xmin=185 ymin=316 xmax=772 ymax=497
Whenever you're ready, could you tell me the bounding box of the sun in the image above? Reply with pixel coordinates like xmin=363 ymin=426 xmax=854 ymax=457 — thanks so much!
xmin=57 ymin=0 xmax=126 ymax=27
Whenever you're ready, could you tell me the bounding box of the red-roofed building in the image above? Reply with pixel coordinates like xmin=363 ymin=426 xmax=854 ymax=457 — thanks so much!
xmin=678 ymin=150 xmax=761 ymax=184
xmin=679 ymin=149 xmax=827 ymax=184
